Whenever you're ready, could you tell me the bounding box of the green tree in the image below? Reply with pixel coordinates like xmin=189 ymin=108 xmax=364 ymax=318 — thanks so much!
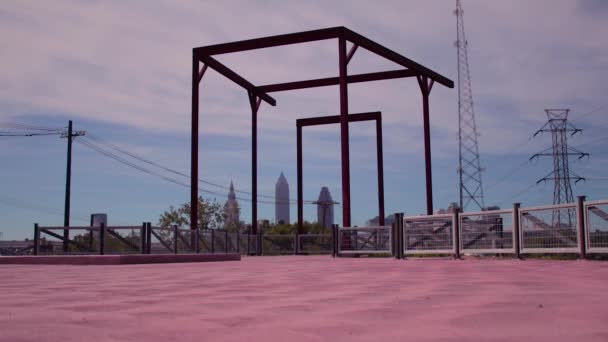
xmin=158 ymin=196 xmax=224 ymax=230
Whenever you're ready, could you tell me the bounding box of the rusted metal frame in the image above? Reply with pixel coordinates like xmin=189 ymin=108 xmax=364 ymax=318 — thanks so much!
xmin=417 ymin=75 xmax=434 ymax=215
xmin=194 ymin=26 xmax=344 ymax=55
xmin=191 ymin=57 xmax=199 ymax=231
xmin=248 ymin=91 xmax=259 ymax=235
xmin=197 ymin=64 xmax=208 ymax=83
xmin=338 ymin=36 xmax=351 ymax=228
xmin=346 ymin=44 xmax=358 ymax=64
xmin=344 ymin=28 xmax=454 ymax=88
xmin=295 ymin=112 xmax=385 ymax=233
xmin=197 ymin=54 xmax=276 ymax=106
xmin=258 ymin=69 xmax=418 ymax=93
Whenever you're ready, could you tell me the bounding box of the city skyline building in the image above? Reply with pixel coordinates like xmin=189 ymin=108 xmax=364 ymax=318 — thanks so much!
xmin=275 ymin=172 xmax=290 ymax=224
xmin=316 ymin=187 xmax=335 ymax=229
xmin=223 ymin=181 xmax=240 ymax=229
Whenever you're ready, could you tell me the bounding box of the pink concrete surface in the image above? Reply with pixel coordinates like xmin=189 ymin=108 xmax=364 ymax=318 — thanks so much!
xmin=1 ymin=256 xmax=607 ymax=342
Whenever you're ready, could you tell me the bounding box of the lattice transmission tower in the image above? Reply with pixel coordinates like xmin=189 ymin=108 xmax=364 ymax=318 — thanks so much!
xmin=455 ymin=0 xmax=485 ymax=211
xmin=531 ymin=109 xmax=588 ymax=225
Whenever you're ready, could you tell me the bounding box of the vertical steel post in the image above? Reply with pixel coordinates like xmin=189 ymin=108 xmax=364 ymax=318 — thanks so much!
xmin=247 ymin=231 xmax=251 ymax=255
xmin=297 ymin=124 xmax=304 ymax=234
xmin=294 ymin=233 xmax=299 ymax=255
xmin=146 ymin=223 xmax=152 ymax=254
xmin=99 ymin=223 xmax=105 ymax=255
xmin=236 ymin=231 xmax=240 ymax=254
xmin=577 ymin=195 xmax=587 ymax=259
xmin=225 ymin=230 xmax=229 ymax=253
xmin=257 ymin=229 xmax=263 ymax=256
xmin=33 ymin=223 xmax=39 ymax=256
xmin=140 ymin=222 xmax=146 ymax=254
xmin=211 ymin=229 xmax=215 ymax=254
xmin=63 ymin=120 xmax=73 ymax=253
xmin=191 ymin=56 xmax=199 ymax=231
xmin=513 ymin=203 xmax=521 ymax=259
xmin=418 ymin=76 xmax=434 ymax=215
xmin=195 ymin=229 xmax=200 ymax=254
xmin=249 ymin=92 xmax=259 ymax=235
xmin=173 ymin=226 xmax=178 ymax=254
xmin=453 ymin=210 xmax=461 ymax=259
xmin=398 ymin=213 xmax=405 ymax=259
xmin=338 ymin=36 xmax=351 ymax=227
xmin=376 ymin=117 xmax=385 ymax=226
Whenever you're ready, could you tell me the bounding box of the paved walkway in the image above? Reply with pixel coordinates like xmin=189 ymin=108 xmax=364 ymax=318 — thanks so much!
xmin=1 ymin=256 xmax=607 ymax=341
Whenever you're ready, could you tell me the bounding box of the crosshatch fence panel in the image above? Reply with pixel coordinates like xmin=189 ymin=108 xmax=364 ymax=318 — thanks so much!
xmin=585 ymin=200 xmax=608 ymax=253
xmin=403 ymin=214 xmax=455 ymax=255
xmin=519 ymin=203 xmax=579 ymax=253
xmin=460 ymin=210 xmax=515 ymax=254
xmin=338 ymin=226 xmax=392 ymax=254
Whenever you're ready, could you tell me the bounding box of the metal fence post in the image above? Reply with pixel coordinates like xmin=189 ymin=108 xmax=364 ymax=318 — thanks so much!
xmin=211 ymin=229 xmax=215 ymax=254
xmin=140 ymin=222 xmax=146 ymax=254
xmin=236 ymin=231 xmax=240 ymax=254
xmin=331 ymin=225 xmax=336 ymax=257
xmin=294 ymin=233 xmax=299 ymax=255
xmin=391 ymin=222 xmax=397 ymax=258
xmin=225 ymin=230 xmax=229 ymax=253
xmin=453 ymin=210 xmax=461 ymax=259
xmin=247 ymin=231 xmax=251 ymax=255
xmin=173 ymin=226 xmax=178 ymax=254
xmin=146 ymin=222 xmax=152 ymax=254
xmin=33 ymin=223 xmax=40 ymax=256
xmin=196 ymin=229 xmax=200 ymax=254
xmin=99 ymin=223 xmax=105 ymax=255
xmin=513 ymin=203 xmax=521 ymax=259
xmin=257 ymin=229 xmax=263 ymax=256
xmin=398 ymin=213 xmax=404 ymax=259
xmin=577 ymin=195 xmax=587 ymax=259
xmin=332 ymin=224 xmax=339 ymax=257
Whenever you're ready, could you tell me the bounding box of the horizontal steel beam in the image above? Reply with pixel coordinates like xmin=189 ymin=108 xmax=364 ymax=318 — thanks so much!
xmin=344 ymin=28 xmax=454 ymax=88
xmin=258 ymin=69 xmax=418 ymax=93
xmin=297 ymin=111 xmax=381 ymax=127
xmin=195 ymin=27 xmax=343 ymax=56
xmin=199 ymin=55 xmax=276 ymax=106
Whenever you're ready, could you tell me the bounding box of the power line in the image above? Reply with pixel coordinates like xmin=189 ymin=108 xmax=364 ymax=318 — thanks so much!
xmin=0 ymin=132 xmax=62 ymax=137
xmin=0 ymin=197 xmax=89 ymax=223
xmin=81 ymin=133 xmax=315 ymax=204
xmin=0 ymin=122 xmax=63 ymax=132
xmin=75 ymin=138 xmax=302 ymax=206
xmin=572 ymin=104 xmax=607 ymax=120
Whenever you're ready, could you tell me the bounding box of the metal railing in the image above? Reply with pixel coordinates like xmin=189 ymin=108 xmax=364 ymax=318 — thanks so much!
xmin=403 ymin=214 xmax=456 ymax=255
xmin=584 ymin=200 xmax=608 ymax=253
xmin=298 ymin=234 xmax=332 ymax=254
xmin=519 ymin=203 xmax=579 ymax=254
xmin=337 ymin=226 xmax=392 ymax=255
xmin=261 ymin=234 xmax=296 ymax=255
xmin=460 ymin=209 xmax=515 ymax=254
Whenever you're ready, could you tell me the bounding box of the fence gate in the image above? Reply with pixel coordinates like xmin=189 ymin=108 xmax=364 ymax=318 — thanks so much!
xmin=519 ymin=203 xmax=579 ymax=254
xmin=584 ymin=200 xmax=608 ymax=254
xmin=338 ymin=226 xmax=392 ymax=255
xmin=459 ymin=209 xmax=515 ymax=254
xmin=403 ymin=214 xmax=456 ymax=255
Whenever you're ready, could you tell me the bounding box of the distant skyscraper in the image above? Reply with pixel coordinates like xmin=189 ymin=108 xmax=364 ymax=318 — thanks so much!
xmin=223 ymin=181 xmax=240 ymax=229
xmin=275 ymin=172 xmax=290 ymax=224
xmin=316 ymin=187 xmax=334 ymax=228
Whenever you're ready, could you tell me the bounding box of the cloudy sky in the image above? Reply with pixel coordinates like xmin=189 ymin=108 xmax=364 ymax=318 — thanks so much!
xmin=1 ymin=0 xmax=607 ymax=240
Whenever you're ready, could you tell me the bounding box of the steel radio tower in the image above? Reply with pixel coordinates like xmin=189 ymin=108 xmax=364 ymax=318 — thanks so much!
xmin=531 ymin=109 xmax=587 ymax=225
xmin=455 ymin=0 xmax=485 ymax=211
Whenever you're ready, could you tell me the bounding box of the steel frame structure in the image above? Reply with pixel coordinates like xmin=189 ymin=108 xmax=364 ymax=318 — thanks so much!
xmin=297 ymin=111 xmax=384 ymax=234
xmin=191 ymin=27 xmax=454 ymax=233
